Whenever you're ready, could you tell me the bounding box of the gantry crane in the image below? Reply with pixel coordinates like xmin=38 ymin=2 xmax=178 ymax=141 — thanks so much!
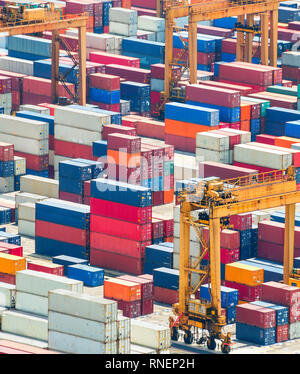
xmin=0 ymin=2 xmax=88 ymax=105
xmin=160 ymin=0 xmax=281 ymax=112
xmin=169 ymin=166 xmax=300 ymax=353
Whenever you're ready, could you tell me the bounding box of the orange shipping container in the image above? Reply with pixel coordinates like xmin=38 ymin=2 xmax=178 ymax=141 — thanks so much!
xmin=274 ymin=136 xmax=300 ymax=149
xmin=0 ymin=253 xmax=26 ymax=275
xmin=165 ymin=118 xmax=218 ymax=139
xmin=240 ymin=102 xmax=251 ymax=121
xmin=164 ymin=189 xmax=174 ymax=204
xmin=122 ymin=0 xmax=131 ymax=8
xmin=240 ymin=120 xmax=250 ymax=131
xmin=104 ymin=277 xmax=141 ymax=302
xmin=107 ymin=149 xmax=141 ymax=167
xmin=164 ymin=236 xmax=174 ymax=243
xmin=225 ymin=262 xmax=264 ymax=286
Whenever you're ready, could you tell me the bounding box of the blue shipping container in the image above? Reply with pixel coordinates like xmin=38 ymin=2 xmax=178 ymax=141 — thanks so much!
xmin=68 ymin=264 xmax=104 ymax=287
xmin=153 ymin=267 xmax=179 ymax=290
xmin=52 ymin=255 xmax=89 ymax=276
xmin=200 ymin=284 xmax=239 ymax=308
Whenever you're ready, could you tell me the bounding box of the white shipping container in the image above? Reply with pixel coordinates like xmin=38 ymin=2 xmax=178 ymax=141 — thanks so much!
xmin=15 ymin=291 xmax=48 ymax=316
xmin=65 ymin=30 xmax=115 ymax=51
xmin=48 ymin=330 xmax=117 ymax=354
xmin=0 ymin=133 xmax=48 ymax=155
xmin=0 ymin=56 xmax=34 ymax=75
xmin=234 ymin=144 xmax=293 ymax=169
xmin=174 ymin=154 xmax=198 ymax=181
xmin=48 ymin=311 xmax=117 ymax=343
xmin=109 ymin=7 xmax=138 ymax=24
xmin=117 ymin=315 xmax=130 ymax=340
xmin=54 ymin=106 xmax=110 ymax=131
xmin=0 ymin=306 xmax=8 ymax=319
xmin=0 ymin=282 xmax=15 ymax=308
xmin=251 ymin=210 xmax=270 ymax=225
xmin=48 ymin=289 xmax=118 ymax=323
xmin=1 ymin=310 xmax=48 ymax=341
xmin=49 ymin=150 xmax=54 ymax=166
xmin=173 ymin=205 xmax=180 ymax=223
xmin=220 ymin=128 xmax=251 ymax=144
xmin=109 ymin=22 xmax=137 ymax=37
xmin=18 ymin=202 xmax=35 ymax=222
xmin=291 ymin=143 xmax=300 ymax=150
xmin=289 ymin=321 xmax=300 ymax=340
xmin=173 ymin=252 xmax=201 ymax=286
xmin=156 ymin=31 xmax=165 ymax=43
xmin=281 ymin=51 xmax=300 ymax=68
xmin=196 ymin=148 xmax=230 ymax=164
xmin=55 ymin=124 xmax=101 ymax=146
xmin=0 ymin=176 xmax=14 ymax=193
xmin=130 ymin=344 xmax=156 ymax=354
xmin=174 ymin=222 xmax=200 ymax=243
xmin=138 ymin=16 xmax=165 ymax=32
xmin=0 ymin=115 xmax=48 ymax=140
xmin=16 ymin=270 xmax=83 ymax=297
xmin=196 ymin=132 xmax=230 ymax=151
xmin=15 ymin=192 xmax=47 ymax=209
xmin=20 ymin=175 xmax=59 ymax=198
xmin=151 ymin=78 xmax=164 ymax=93
xmin=107 ymin=34 xmax=123 ymax=50
xmin=18 ymin=219 xmax=35 ymax=237
xmin=14 ymin=156 xmax=26 ymax=176
xmin=19 ymin=104 xmax=51 ymax=115
xmin=54 ymin=155 xmax=72 ymax=172
xmin=117 ymin=338 xmax=130 ymax=354
xmin=130 ymin=320 xmax=171 ymax=350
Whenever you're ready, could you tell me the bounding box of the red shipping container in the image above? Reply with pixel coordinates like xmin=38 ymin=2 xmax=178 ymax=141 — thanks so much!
xmin=136 ymin=119 xmax=165 ymax=140
xmin=288 ymin=21 xmax=300 ymax=30
xmin=59 ymin=191 xmax=83 ymax=204
xmin=54 ymin=139 xmax=94 ymax=160
xmin=200 ymin=80 xmax=252 ymax=95
xmin=107 ymin=133 xmax=141 ymax=154
xmin=276 ymin=324 xmax=289 ymax=343
xmin=229 ymin=122 xmax=241 ymax=130
xmin=14 ymin=152 xmax=48 ymax=171
xmin=141 ymin=147 xmax=153 ymax=179
xmin=22 ymin=76 xmax=75 ymax=98
xmin=219 ymin=63 xmax=273 ymax=86
xmin=257 ymin=241 xmax=300 ymax=263
xmin=89 ymin=51 xmax=140 ymax=68
xmin=118 ymin=274 xmax=153 ymax=299
xmin=150 ymin=63 xmax=181 ymax=80
xmin=202 ymin=227 xmax=240 ymax=249
xmin=0 ymin=70 xmax=25 ymax=91
xmin=165 ymin=133 xmax=196 ymax=153
xmin=90 ymin=214 xmax=152 ymax=242
xmin=107 ymin=163 xmax=141 ymax=185
xmin=49 ymin=135 xmax=54 ymax=151
xmin=258 ymin=220 xmax=300 ymax=249
xmin=84 ymin=180 xmax=91 ymax=197
xmin=0 ymin=76 xmax=11 ymax=94
xmin=236 ymin=303 xmax=276 ymax=328
xmin=282 ymin=65 xmax=300 ymax=83
xmin=0 ymin=142 xmax=14 ymax=161
xmin=203 ymin=247 xmax=239 ymax=263
xmin=102 ymin=124 xmax=136 ymax=140
xmin=83 ymin=196 xmax=90 ymax=205
xmin=255 ymin=134 xmax=277 ymax=145
xmin=89 ymin=73 xmax=120 ymax=91
xmin=152 ymin=218 xmax=164 ymax=240
xmin=248 ymin=92 xmax=297 ymax=110
xmin=35 ymin=220 xmax=88 ymax=247
xmin=105 ymin=64 xmax=150 ymax=84
xmin=90 ymin=197 xmax=152 ymax=224
xmin=27 ymin=261 xmax=64 ymax=276
xmin=0 ymin=243 xmax=23 ymax=257
xmin=229 ymin=213 xmax=252 ymax=231
xmin=196 ymin=24 xmax=234 ymax=37
xmin=152 ymin=191 xmax=164 ymax=206
xmin=151 ymin=91 xmax=161 ymax=104
xmin=0 ymin=272 xmax=15 ymax=284
xmin=153 ymin=286 xmax=179 ymax=305
xmin=115 ymin=299 xmax=141 ymax=318
xmin=96 ymin=102 xmax=120 ymax=113
xmin=186 ymin=84 xmax=240 ymax=108
xmin=90 ymin=231 xmax=150 ymax=258
xmin=90 ymin=248 xmax=144 ymax=275
xmin=141 ymin=297 xmax=154 ymax=315
xmin=122 ymin=117 xmax=138 ymax=128
xmin=38 ymin=103 xmax=60 ymax=116
xmin=199 ymin=160 xmax=258 ymax=180
xmin=224 ymin=280 xmax=262 ymax=302
xmin=261 ymin=281 xmax=300 ymax=323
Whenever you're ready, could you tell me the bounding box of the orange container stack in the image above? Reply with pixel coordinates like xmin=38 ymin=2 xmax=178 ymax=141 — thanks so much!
xmin=0 ymin=253 xmax=26 ymax=284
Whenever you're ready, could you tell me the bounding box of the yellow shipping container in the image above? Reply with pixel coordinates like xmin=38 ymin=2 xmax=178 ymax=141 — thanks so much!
xmin=289 ymin=277 xmax=300 ymax=288
xmin=238 ymin=300 xmax=249 ymax=305
xmin=0 ymin=253 xmax=26 ymax=275
xmin=225 ymin=262 xmax=264 ymax=287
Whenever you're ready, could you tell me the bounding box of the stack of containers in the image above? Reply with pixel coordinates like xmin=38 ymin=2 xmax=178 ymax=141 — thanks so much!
xmin=257 ymin=220 xmax=300 ymax=264
xmin=1 ymin=269 xmax=83 ymax=343
xmin=0 ymin=75 xmax=12 ymax=114
xmin=48 ymin=289 xmax=129 ymax=354
xmin=152 ymin=267 xmax=179 ymax=306
xmin=229 ymin=213 xmax=253 ymax=260
xmin=107 ymin=133 xmax=141 ymax=185
xmin=0 ymin=142 xmax=14 ymax=194
xmin=195 ymin=131 xmax=231 ymax=164
xmin=165 ymin=102 xmax=219 ymax=153
xmin=120 ymin=81 xmax=151 ymax=116
xmin=15 ymin=110 xmax=55 ymax=178
xmin=18 ymin=202 xmax=36 ymax=237
xmin=199 ymin=284 xmax=239 ymax=324
xmin=52 ymin=255 xmax=89 ymax=277
xmin=53 ymin=106 xmax=110 ymax=177
xmin=224 ymin=262 xmax=264 ymax=303
xmin=104 ymin=276 xmax=142 ymax=318
xmin=281 ymin=51 xmax=300 ymax=84
xmin=109 ymin=7 xmax=138 ymax=37
xmin=236 ymin=302 xmax=277 ymax=345
xmin=122 ymin=38 xmax=165 ymax=69
xmin=143 ymin=243 xmax=173 ymax=275
xmin=0 ymin=252 xmax=26 ymax=285
xmin=89 ymin=73 xmax=121 ymax=112
xmin=35 ymin=199 xmax=90 ymax=260
xmin=117 ymin=274 xmax=154 ymax=315
xmin=65 ymin=1 xmax=95 ymax=32
xmin=89 ymin=178 xmax=152 ymax=275
xmin=138 ymin=15 xmax=165 ymax=42
xmin=0 ymin=115 xmax=49 ymax=178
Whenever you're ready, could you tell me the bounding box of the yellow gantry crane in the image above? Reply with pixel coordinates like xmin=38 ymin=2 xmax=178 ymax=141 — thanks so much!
xmin=169 ymin=166 xmax=300 ymax=353
xmin=0 ymin=2 xmax=88 ymax=105
xmin=161 ymin=0 xmax=282 ymax=108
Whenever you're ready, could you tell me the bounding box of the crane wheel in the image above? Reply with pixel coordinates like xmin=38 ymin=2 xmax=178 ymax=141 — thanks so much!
xmin=183 ymin=331 xmax=193 ymax=345
xmin=221 ymin=343 xmax=231 ymax=354
xmin=171 ymin=327 xmax=179 ymax=341
xmin=207 ymin=337 xmax=216 ymax=350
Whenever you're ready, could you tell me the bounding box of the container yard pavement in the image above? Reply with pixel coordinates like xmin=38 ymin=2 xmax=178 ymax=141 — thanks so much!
xmin=1 ymin=206 xmax=300 ymax=355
